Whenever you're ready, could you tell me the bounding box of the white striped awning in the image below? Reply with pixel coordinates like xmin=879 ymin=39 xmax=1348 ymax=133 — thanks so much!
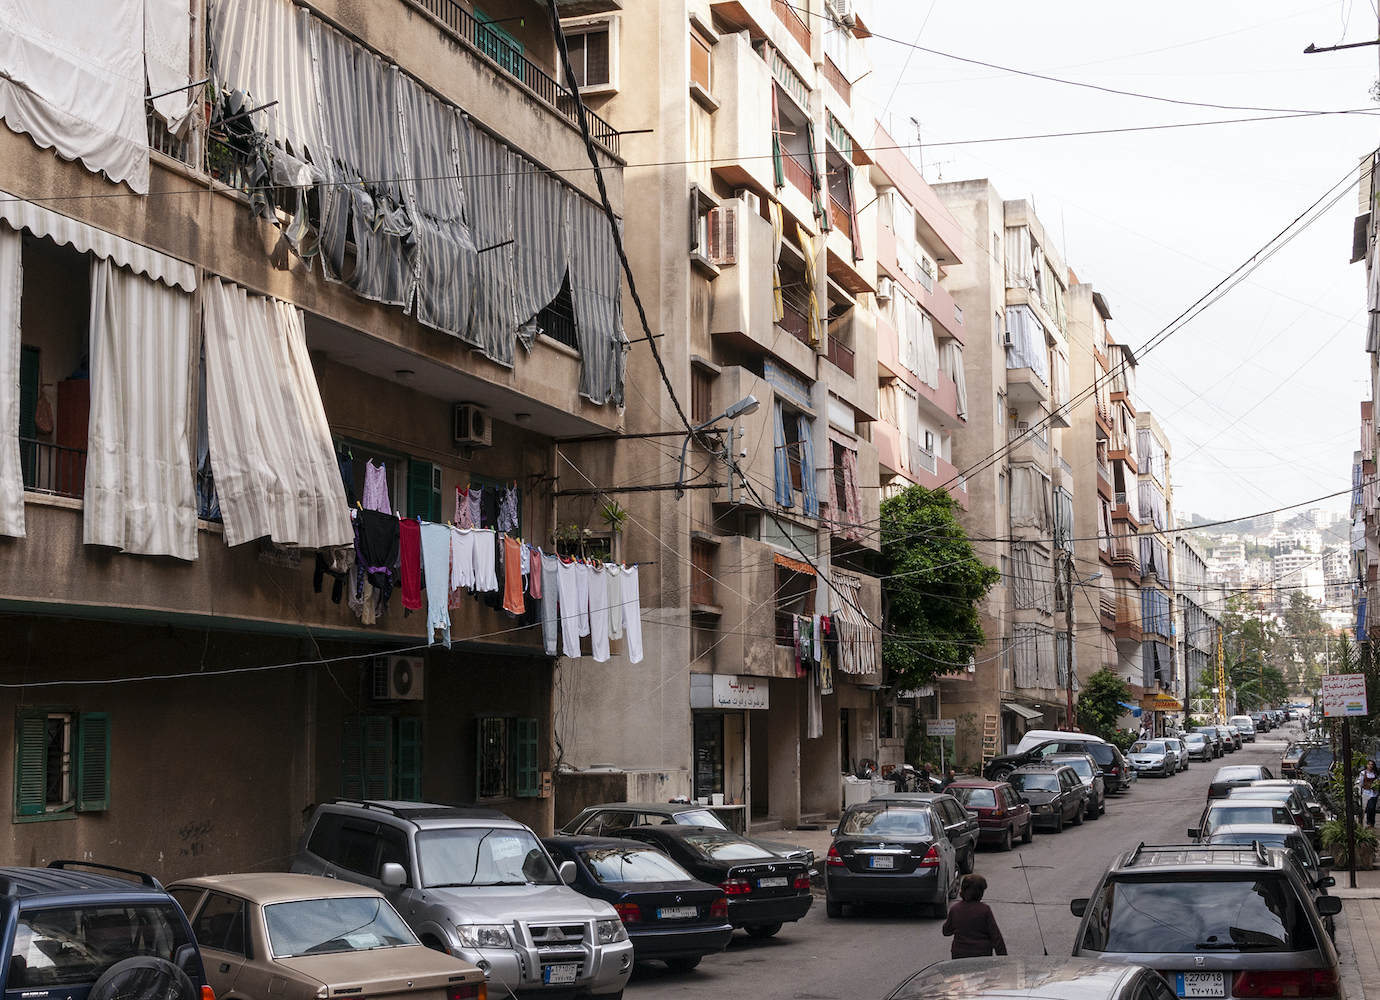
xmin=831 ymin=571 xmax=877 ymax=675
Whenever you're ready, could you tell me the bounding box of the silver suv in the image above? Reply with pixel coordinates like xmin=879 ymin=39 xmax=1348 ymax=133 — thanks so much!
xmin=292 ymin=800 xmax=633 ymax=1000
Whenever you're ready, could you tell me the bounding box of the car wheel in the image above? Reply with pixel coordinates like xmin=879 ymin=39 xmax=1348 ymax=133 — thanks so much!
xmin=1022 ymin=818 xmax=1034 ymax=843
xmin=931 ymin=892 xmax=950 ymax=920
xmin=1072 ymin=804 xmax=1084 ymax=826
xmin=989 ymin=765 xmax=1012 ymax=782
xmin=962 ymin=846 xmax=977 ymax=874
xmin=664 ymin=957 xmax=701 ymax=973
xmin=825 ymin=899 xmax=843 ymax=919
xmin=745 ymin=923 xmax=782 ymax=939
xmin=1087 ymin=798 xmax=1099 ymax=821
xmin=1099 ymin=796 xmax=1106 ymax=816
xmin=998 ymin=826 xmax=1013 ymax=852
xmin=1053 ymin=812 xmax=1064 ymax=833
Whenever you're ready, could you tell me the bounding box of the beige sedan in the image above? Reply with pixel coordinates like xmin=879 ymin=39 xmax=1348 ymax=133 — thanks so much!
xmin=168 ymin=873 xmax=485 ymax=1000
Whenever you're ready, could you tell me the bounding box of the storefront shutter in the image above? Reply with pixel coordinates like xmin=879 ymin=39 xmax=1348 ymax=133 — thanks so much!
xmin=14 ymin=711 xmax=46 ymax=816
xmin=75 ymin=712 xmax=111 ymax=812
xmin=513 ymin=717 xmax=539 ymax=798
xmin=395 ymin=716 xmax=422 ymax=802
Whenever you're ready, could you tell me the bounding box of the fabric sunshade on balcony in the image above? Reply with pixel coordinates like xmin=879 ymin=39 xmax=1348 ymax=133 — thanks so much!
xmin=202 ymin=278 xmax=352 ymax=549
xmin=940 ymin=340 xmax=966 ymax=419
xmin=1004 ymin=305 xmax=1048 ymax=384
xmin=831 ymin=571 xmax=877 ymax=675
xmin=0 ymin=226 xmax=22 ymax=537
xmin=1003 ymin=702 xmax=1044 ymax=723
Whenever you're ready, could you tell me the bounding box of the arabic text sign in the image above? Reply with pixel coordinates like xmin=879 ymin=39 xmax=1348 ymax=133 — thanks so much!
xmin=1322 ymin=673 xmax=1369 ymax=718
xmin=926 ymin=718 xmax=957 ymax=737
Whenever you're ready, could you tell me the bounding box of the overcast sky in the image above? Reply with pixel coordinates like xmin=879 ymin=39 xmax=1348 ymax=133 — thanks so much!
xmin=866 ymin=2 xmax=1378 ymax=522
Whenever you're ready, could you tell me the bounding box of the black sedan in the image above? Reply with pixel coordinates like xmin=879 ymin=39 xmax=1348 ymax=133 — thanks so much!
xmin=615 ymin=825 xmax=812 ymax=938
xmin=825 ymin=798 xmax=960 ymax=920
xmin=542 ymin=836 xmax=732 ymax=972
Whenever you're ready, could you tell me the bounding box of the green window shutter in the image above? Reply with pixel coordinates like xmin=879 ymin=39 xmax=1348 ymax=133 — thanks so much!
xmin=14 ymin=711 xmax=47 ymax=817
xmin=474 ymin=9 xmax=524 ymax=75
xmin=395 ymin=717 xmax=422 ymax=802
xmin=75 ymin=713 xmax=111 ymax=812
xmin=363 ymin=717 xmax=392 ymax=799
xmin=19 ymin=346 xmax=39 ymax=440
xmin=513 ymin=717 xmax=539 ymax=798
xmin=342 ymin=717 xmax=363 ymax=799
xmin=407 ymin=461 xmax=441 ymax=522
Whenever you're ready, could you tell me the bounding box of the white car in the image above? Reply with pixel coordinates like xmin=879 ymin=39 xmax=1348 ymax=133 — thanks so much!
xmin=1128 ymin=740 xmax=1176 ymax=778
xmin=1161 ymin=737 xmax=1190 ymax=772
xmin=1013 ymin=729 xmax=1108 ymax=755
xmin=1228 ymin=715 xmax=1257 ymax=743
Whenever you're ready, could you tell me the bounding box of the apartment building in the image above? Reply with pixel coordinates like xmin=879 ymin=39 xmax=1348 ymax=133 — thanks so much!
xmin=1175 ymin=534 xmax=1219 ymax=706
xmin=0 ymin=0 xmax=631 ymax=869
xmin=1137 ymin=413 xmax=1176 ymax=707
xmin=554 ymin=0 xmax=895 ymax=832
xmin=931 ymin=181 xmax=1075 ymax=759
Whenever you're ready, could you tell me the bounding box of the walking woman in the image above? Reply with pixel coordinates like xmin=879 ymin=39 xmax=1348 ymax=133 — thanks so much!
xmin=1364 ymin=759 xmax=1378 ymax=828
xmin=942 ymin=874 xmax=1007 ymax=959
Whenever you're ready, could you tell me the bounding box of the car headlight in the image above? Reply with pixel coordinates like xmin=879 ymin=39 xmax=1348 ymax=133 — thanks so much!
xmin=1037 ymin=804 xmax=1053 ymax=812
xmin=596 ymin=918 xmax=628 ymax=944
xmin=456 ymin=924 xmax=514 ymax=949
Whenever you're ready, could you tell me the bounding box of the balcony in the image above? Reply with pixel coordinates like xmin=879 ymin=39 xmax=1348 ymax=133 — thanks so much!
xmin=823 ymin=56 xmax=850 ymax=104
xmin=1100 ymin=595 xmax=1117 ymax=630
xmin=782 ymin=149 xmax=813 ymax=197
xmin=1007 ymin=426 xmax=1048 ymax=465
xmin=1005 ymin=367 xmax=1048 ymax=407
xmin=826 ymin=337 xmax=854 ymax=376
xmin=875 ymin=226 xmax=964 ymax=344
xmin=873 ymin=422 xmax=968 ymax=510
xmin=771 ymin=0 xmax=811 ymax=49
xmin=1108 ymin=449 xmax=1138 ymax=475
xmin=1114 ymin=602 xmax=1143 ymax=644
xmin=830 ymin=196 xmax=852 ymax=241
xmin=20 ymin=438 xmax=86 ymax=499
xmin=1111 ymin=391 xmax=1136 ymax=418
xmin=1096 ymin=462 xmax=1113 ymax=499
xmin=868 ymin=121 xmax=965 ymax=266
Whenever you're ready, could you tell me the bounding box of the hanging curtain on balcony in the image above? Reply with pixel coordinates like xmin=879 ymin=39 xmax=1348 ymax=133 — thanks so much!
xmin=0 ymin=225 xmax=22 ymax=538
xmin=773 ymin=399 xmax=794 ymax=507
xmin=461 ymin=116 xmax=519 ymax=366
xmin=903 ymin=387 xmax=922 ymax=475
xmin=843 ymin=164 xmax=863 ymax=261
xmin=84 ymin=259 xmax=197 ymax=560
xmin=1369 ymin=241 xmax=1380 ymax=353
xmin=1004 ymin=226 xmax=1033 ymax=287
xmin=840 ymin=445 xmax=862 ymax=540
xmin=0 ymin=0 xmax=149 ymax=192
xmin=145 ymin=0 xmax=195 ymax=134
xmin=769 ymin=200 xmax=785 ymax=321
xmin=1004 ymin=305 xmax=1049 ymax=384
xmin=831 ymin=572 xmax=876 ymax=675
xmin=805 ymin=121 xmax=826 ymax=229
xmin=569 ymin=197 xmax=626 ymax=405
xmin=1010 ymin=464 xmax=1052 ymax=531
xmin=201 ymin=278 xmax=352 ymax=549
xmin=1036 ymin=628 xmax=1057 ymax=689
xmin=770 ymin=86 xmax=785 ymax=190
xmin=915 ymin=308 xmax=939 ymax=389
xmin=795 ymin=224 xmax=821 ymax=346
xmin=940 ymin=341 xmax=967 ymax=419
xmin=513 ymin=165 xmax=569 ymax=351
xmin=1010 ymin=542 xmax=1052 ymax=612
xmin=797 ymin=413 xmax=819 ymax=518
xmin=1051 ymin=346 xmax=1070 ymax=412
xmin=1011 ymin=624 xmax=1039 ymax=689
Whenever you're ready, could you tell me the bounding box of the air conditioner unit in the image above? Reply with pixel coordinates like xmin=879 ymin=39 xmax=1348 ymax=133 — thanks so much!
xmin=1003 ymin=330 xmax=1013 ymax=347
xmin=876 ymin=276 xmax=894 ymax=301
xmin=373 ymin=655 xmax=424 ymax=701
xmin=831 ymin=0 xmax=855 ymax=25
xmin=454 ymin=403 xmax=492 ymax=448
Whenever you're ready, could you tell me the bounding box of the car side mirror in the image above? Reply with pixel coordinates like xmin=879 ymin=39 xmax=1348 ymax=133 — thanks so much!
xmin=1316 ymin=896 xmax=1343 ymax=916
xmin=1070 ymin=898 xmax=1089 ymax=917
xmin=559 ymin=860 xmax=577 ymax=885
xmin=1319 ymin=855 xmax=1334 ymax=868
xmin=830 ymin=828 xmax=838 ymax=836
xmin=1317 ymin=876 xmax=1336 ymax=889
xmin=1187 ymin=828 xmax=1200 ymax=839
xmin=380 ymin=862 xmax=407 ymax=888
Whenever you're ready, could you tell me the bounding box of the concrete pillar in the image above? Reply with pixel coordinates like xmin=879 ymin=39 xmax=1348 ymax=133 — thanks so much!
xmin=800 ymin=692 xmax=841 ymax=818
xmin=768 ymin=678 xmax=801 ymax=829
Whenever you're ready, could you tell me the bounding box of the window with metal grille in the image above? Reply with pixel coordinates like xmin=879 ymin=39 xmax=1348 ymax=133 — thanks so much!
xmin=692 ymin=366 xmax=715 ymax=424
xmin=14 ymin=710 xmax=109 ymax=819
xmin=691 ymin=539 xmax=715 ymax=605
xmin=476 ymin=716 xmax=540 ymax=800
xmin=536 ymin=276 xmax=579 ymax=350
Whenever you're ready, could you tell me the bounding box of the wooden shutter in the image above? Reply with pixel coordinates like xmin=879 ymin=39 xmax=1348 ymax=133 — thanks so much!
xmin=707 ymin=206 xmax=737 ymax=265
xmin=513 ymin=717 xmax=539 ymax=798
xmin=343 ymin=716 xmax=393 ymax=799
xmin=19 ymin=346 xmax=39 ymax=440
xmin=76 ymin=713 xmax=111 ymax=812
xmin=14 ymin=711 xmax=46 ymax=817
xmin=342 ymin=716 xmax=363 ymax=798
xmin=395 ymin=716 xmax=422 ymax=802
xmin=690 ymin=28 xmax=712 ymax=91
xmin=689 ymin=184 xmax=700 ymax=254
xmin=407 ymin=460 xmax=441 ymax=522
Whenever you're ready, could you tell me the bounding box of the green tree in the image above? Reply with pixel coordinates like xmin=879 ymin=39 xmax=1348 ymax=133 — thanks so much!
xmin=1078 ymin=668 xmax=1131 ymax=740
xmin=1281 ymin=592 xmax=1329 ymax=692
xmin=880 ymin=485 xmax=1000 ymax=690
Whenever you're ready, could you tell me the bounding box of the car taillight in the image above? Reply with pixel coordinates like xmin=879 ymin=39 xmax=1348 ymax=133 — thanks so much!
xmin=201 ymin=988 xmax=216 ymax=1000
xmin=719 ymin=878 xmax=752 ymax=895
xmin=917 ymin=845 xmax=940 ymax=868
xmin=793 ymin=873 xmax=811 ymax=889
xmin=709 ymin=896 xmax=728 ymax=919
xmin=826 ymin=846 xmax=846 ymax=867
xmin=614 ymin=902 xmax=641 ymax=923
xmin=447 ymin=985 xmax=486 ymax=1000
xmin=1232 ymin=969 xmax=1340 ymax=997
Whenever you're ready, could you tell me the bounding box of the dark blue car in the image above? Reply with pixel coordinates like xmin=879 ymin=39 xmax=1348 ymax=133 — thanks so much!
xmin=542 ymin=836 xmax=732 ymax=972
xmin=0 ymin=861 xmax=211 ymax=1000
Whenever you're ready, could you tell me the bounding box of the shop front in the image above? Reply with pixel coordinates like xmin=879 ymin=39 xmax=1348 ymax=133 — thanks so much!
xmin=689 ymin=673 xmax=767 ymax=832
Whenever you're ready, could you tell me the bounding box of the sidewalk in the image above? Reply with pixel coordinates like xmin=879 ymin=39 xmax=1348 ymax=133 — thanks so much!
xmin=1324 ymin=865 xmax=1380 ymax=1000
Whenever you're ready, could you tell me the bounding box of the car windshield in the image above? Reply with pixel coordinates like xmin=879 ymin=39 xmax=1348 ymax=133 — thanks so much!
xmin=1207 ymin=834 xmax=1314 ymax=868
xmin=1217 ymin=767 xmax=1262 ymax=781
xmin=951 ymin=787 xmax=996 ymax=809
xmin=1205 ymin=806 xmax=1290 ymax=833
xmin=1008 ymin=773 xmax=1059 ymax=792
xmin=264 ymin=897 xmax=416 ymax=957
xmin=416 ymin=828 xmax=561 ymax=887
xmin=839 ymin=807 xmax=933 ymax=837
xmin=1090 ymin=877 xmax=1313 ymax=954
xmin=579 ymin=847 xmax=694 ymax=884
xmin=671 ymin=809 xmax=728 ymax=829
xmin=1058 ymin=759 xmax=1094 ymax=778
xmin=1185 ymin=735 xmax=1206 ymax=745
xmin=1131 ymin=742 xmax=1166 ymax=754
xmin=680 ymin=831 xmax=776 ymax=861
xmin=9 ymin=905 xmax=192 ymax=987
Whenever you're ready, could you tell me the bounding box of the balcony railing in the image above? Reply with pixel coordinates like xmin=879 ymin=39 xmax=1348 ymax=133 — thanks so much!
xmin=772 ymin=0 xmax=811 ymax=49
xmin=20 ymin=438 xmax=86 ymax=499
xmin=830 ymin=196 xmax=852 ymax=239
xmin=826 ymin=337 xmax=854 ymax=376
xmin=1100 ymin=595 xmax=1117 ymax=623
xmin=147 ymin=111 xmax=193 ymax=166
xmin=1008 ymin=427 xmax=1049 ymax=452
xmin=779 ymin=294 xmax=812 ymax=345
xmin=782 ymin=149 xmax=813 ymax=196
xmin=407 ymin=0 xmax=619 ymax=155
xmin=823 ymin=55 xmax=850 ymax=103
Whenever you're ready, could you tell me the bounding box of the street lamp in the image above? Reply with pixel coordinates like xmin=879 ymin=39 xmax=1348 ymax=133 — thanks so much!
xmin=676 ymin=395 xmax=760 ymax=499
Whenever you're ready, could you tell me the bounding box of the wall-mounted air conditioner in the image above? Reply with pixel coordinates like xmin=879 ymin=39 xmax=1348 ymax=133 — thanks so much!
xmin=877 ymin=276 xmax=894 ymax=301
xmin=373 ymin=655 xmax=424 ymax=701
xmin=454 ymin=403 xmax=492 ymax=448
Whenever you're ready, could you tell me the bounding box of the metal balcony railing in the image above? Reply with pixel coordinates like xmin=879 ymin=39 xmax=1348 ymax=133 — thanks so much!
xmin=772 ymin=0 xmax=811 ymax=49
xmin=822 ymin=56 xmax=850 ymax=103
xmin=830 ymin=195 xmax=852 ymax=239
xmin=782 ymin=149 xmax=813 ymax=196
xmin=826 ymin=338 xmax=854 ymax=376
xmin=20 ymin=438 xmax=86 ymax=499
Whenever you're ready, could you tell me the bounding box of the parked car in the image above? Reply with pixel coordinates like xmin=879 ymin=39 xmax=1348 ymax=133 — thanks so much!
xmin=1191 ymin=726 xmax=1226 ymax=757
xmin=1208 ymin=764 xmax=1275 ymax=799
xmin=292 ymin=800 xmax=633 ymax=998
xmin=945 ymin=780 xmax=1034 ymax=851
xmin=985 ymin=737 xmax=1130 ymax=794
xmin=869 ymin=793 xmax=982 ymax=875
xmin=1006 ymin=764 xmax=1089 ymax=833
xmin=883 ymin=957 xmax=1179 ymax=1000
xmin=1280 ymin=741 xmax=1322 ymax=778
xmin=1010 ymin=729 xmax=1108 ymax=754
xmin=1288 ymin=709 xmax=1300 ymax=720
xmin=1251 ymin=712 xmax=1272 ymax=733
xmin=1161 ymin=738 xmax=1190 ymax=772
xmin=1223 ymin=725 xmax=1244 ymax=751
xmin=1128 ymin=740 xmax=1178 ymax=778
xmin=824 ymin=798 xmax=961 ymax=919
xmin=1069 ymin=843 xmax=1343 ymax=998
xmin=0 ymin=861 xmax=212 ymax=1000
xmin=168 ymin=873 xmax=484 ymax=1000
xmin=541 ymin=837 xmax=731 ymax=972
xmin=1229 ymin=715 xmax=1258 ymax=743
xmin=1296 ymin=746 xmax=1337 ymax=778
xmin=1182 ymin=732 xmax=1214 ymax=762
xmin=557 ymin=802 xmax=815 ymax=871
xmin=1226 ymin=787 xmax=1318 ymax=846
xmin=617 ymin=825 xmax=810 ymax=938
xmin=1204 ymin=824 xmax=1337 ymax=938
xmin=1047 ymin=752 xmax=1106 ymax=819
xmin=1253 ymin=779 xmax=1332 ymax=825
xmin=1190 ymin=800 xmax=1295 ymax=842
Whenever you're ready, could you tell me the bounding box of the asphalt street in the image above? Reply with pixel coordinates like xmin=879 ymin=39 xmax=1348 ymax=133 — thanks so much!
xmin=623 ymin=726 xmax=1299 ymax=1000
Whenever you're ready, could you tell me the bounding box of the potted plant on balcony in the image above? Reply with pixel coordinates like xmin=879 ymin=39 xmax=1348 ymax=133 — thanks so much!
xmin=1321 ymin=819 xmax=1379 ymax=870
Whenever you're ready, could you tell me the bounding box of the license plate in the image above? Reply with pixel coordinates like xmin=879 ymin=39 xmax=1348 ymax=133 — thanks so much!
xmin=868 ymin=856 xmax=896 ymax=869
xmin=1175 ymin=972 xmax=1225 ymax=997
xmin=543 ymin=965 xmax=578 ymax=986
xmin=758 ymin=876 xmax=789 ymax=887
xmin=657 ymin=905 xmax=698 ymax=919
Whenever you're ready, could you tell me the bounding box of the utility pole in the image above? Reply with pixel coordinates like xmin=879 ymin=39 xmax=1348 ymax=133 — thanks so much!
xmin=1065 ymin=549 xmax=1076 ymax=730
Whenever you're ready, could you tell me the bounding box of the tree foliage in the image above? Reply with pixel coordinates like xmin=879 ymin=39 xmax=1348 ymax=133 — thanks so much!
xmin=880 ymin=485 xmax=1000 ymax=690
xmin=1281 ymin=592 xmax=1330 ymax=691
xmin=1078 ymin=668 xmax=1131 ymax=741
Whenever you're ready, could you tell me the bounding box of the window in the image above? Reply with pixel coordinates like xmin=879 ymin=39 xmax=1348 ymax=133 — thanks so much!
xmin=536 ymin=275 xmax=578 ymax=350
xmin=1000 ymin=555 xmax=1008 ymax=584
xmin=474 ymin=8 xmax=525 ymax=76
xmin=690 ymin=25 xmax=713 ymax=92
xmin=407 ymin=459 xmax=442 ymax=522
xmin=774 ymin=560 xmax=817 ymax=645
xmin=14 ymin=710 xmax=109 ymax=819
xmin=562 ymin=17 xmax=618 ymax=92
xmin=192 ymin=892 xmax=248 ymax=957
xmin=691 ymin=366 xmax=715 ymax=423
xmin=476 ymin=716 xmax=539 ymax=800
xmin=10 ymin=906 xmax=192 ymax=986
xmin=998 ymin=472 xmax=1006 ymax=505
xmin=691 ymin=538 xmax=716 ymax=605
xmin=341 ymin=716 xmax=422 ymax=802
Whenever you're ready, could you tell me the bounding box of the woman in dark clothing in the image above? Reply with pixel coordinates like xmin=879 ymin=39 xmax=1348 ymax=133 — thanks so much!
xmin=942 ymin=874 xmax=1007 ymax=959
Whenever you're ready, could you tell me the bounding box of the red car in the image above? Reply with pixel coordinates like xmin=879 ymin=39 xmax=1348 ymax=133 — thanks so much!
xmin=946 ymin=779 xmax=1034 ymax=852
